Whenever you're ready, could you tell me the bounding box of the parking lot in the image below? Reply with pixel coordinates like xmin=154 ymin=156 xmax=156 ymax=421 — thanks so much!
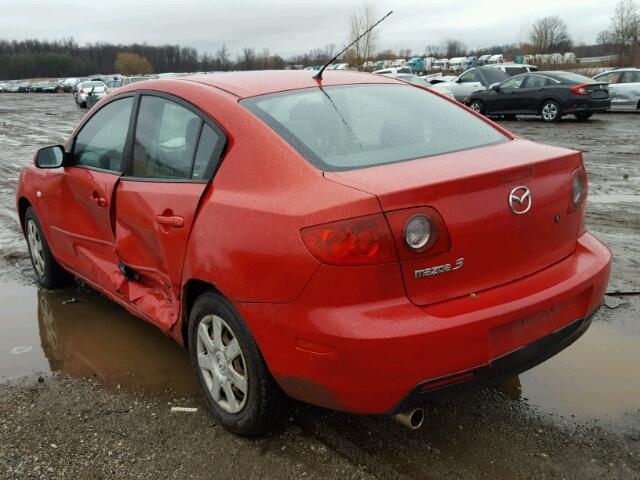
xmin=0 ymin=92 xmax=639 ymax=479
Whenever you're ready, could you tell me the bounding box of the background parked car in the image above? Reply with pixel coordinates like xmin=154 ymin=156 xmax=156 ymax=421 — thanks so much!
xmin=466 ymin=71 xmax=610 ymax=122
xmin=73 ymin=80 xmax=108 ymax=108
xmin=373 ymin=66 xmax=413 ymax=75
xmin=429 ymin=66 xmax=509 ymax=101
xmin=593 ymin=68 xmax=640 ymax=111
xmin=487 ymin=63 xmax=538 ymax=76
xmin=381 ymin=72 xmax=456 ymax=99
xmin=105 ymin=76 xmax=151 ymax=90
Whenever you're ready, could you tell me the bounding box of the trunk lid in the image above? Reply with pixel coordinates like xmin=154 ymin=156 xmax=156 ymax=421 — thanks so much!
xmin=325 ymin=139 xmax=585 ymax=306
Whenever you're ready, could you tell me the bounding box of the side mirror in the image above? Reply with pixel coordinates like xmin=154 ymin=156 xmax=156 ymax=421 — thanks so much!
xmin=35 ymin=145 xmax=65 ymax=169
xmin=491 ymin=83 xmax=501 ymax=92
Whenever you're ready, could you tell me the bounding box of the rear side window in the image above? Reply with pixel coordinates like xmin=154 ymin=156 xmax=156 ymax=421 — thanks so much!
xmin=73 ymin=97 xmax=133 ymax=171
xmin=131 ymin=96 xmax=224 ymax=181
xmin=133 ymin=96 xmax=202 ymax=179
xmin=242 ymin=84 xmax=507 ymax=171
xmin=621 ymin=71 xmax=640 ymax=83
xmin=524 ymin=75 xmax=552 ymax=88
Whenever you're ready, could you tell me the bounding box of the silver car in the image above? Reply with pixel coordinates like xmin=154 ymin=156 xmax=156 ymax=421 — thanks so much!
xmin=593 ymin=68 xmax=640 ymax=111
xmin=74 ymin=80 xmax=108 ymax=108
xmin=429 ymin=66 xmax=509 ymax=102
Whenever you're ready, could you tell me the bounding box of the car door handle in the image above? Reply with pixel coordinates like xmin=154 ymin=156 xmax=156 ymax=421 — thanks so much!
xmin=90 ymin=191 xmax=108 ymax=207
xmin=155 ymin=215 xmax=184 ymax=228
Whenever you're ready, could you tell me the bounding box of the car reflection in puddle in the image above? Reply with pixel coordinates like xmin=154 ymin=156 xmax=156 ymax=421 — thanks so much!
xmin=2 ymin=282 xmax=639 ymax=430
xmin=36 ymin=285 xmax=199 ymax=397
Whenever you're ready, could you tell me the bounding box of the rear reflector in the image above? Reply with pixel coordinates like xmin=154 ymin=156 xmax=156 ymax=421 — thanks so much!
xmin=300 ymin=214 xmax=397 ymax=266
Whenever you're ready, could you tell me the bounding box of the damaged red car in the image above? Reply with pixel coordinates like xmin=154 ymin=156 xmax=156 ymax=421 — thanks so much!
xmin=17 ymin=71 xmax=611 ymax=435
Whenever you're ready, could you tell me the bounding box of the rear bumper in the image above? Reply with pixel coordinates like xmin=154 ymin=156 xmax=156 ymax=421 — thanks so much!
xmin=237 ymin=232 xmax=611 ymax=414
xmin=563 ymin=98 xmax=610 ymax=114
xmin=389 ymin=311 xmax=594 ymax=413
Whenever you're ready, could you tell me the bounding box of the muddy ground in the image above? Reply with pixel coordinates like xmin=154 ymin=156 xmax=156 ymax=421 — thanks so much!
xmin=0 ymin=93 xmax=639 ymax=479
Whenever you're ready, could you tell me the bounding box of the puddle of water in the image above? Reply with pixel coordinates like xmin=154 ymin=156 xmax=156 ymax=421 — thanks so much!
xmin=0 ymin=281 xmax=198 ymax=397
xmin=1 ymin=281 xmax=638 ymax=426
xmin=500 ymin=303 xmax=640 ymax=426
xmin=589 ymin=193 xmax=639 ymax=204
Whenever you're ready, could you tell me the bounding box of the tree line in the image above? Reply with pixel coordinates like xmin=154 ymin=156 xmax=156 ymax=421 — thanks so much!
xmin=2 ymin=0 xmax=639 ymax=80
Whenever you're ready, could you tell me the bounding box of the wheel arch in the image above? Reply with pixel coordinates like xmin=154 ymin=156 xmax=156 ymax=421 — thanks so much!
xmin=180 ymin=278 xmax=224 ymax=348
xmin=17 ymin=196 xmax=33 ymax=233
xmin=538 ymin=96 xmax=562 ymax=114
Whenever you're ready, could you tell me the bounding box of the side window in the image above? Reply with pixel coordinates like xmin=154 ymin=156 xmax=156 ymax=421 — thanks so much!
xmin=523 ymin=75 xmax=549 ymax=88
xmin=73 ymin=97 xmax=133 ymax=171
xmin=192 ymin=124 xmax=221 ymax=180
xmin=621 ymin=71 xmax=640 ymax=83
xmin=500 ymin=76 xmax=525 ymax=91
xmin=459 ymin=70 xmax=477 ymax=83
xmin=131 ymin=96 xmax=222 ymax=181
xmin=505 ymin=67 xmax=525 ymax=76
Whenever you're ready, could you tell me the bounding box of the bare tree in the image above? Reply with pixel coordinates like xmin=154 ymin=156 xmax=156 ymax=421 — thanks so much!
xmin=347 ymin=2 xmax=378 ymax=69
xmin=215 ymin=45 xmax=230 ymax=70
xmin=529 ymin=16 xmax=573 ymax=53
xmin=609 ymin=0 xmax=640 ymax=60
xmin=443 ymin=39 xmax=467 ymax=58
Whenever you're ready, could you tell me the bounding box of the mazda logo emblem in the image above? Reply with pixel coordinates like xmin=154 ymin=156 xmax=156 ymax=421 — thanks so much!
xmin=508 ymin=186 xmax=532 ymax=215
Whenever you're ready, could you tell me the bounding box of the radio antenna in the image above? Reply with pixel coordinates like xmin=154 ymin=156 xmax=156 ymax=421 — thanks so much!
xmin=313 ymin=10 xmax=393 ymax=81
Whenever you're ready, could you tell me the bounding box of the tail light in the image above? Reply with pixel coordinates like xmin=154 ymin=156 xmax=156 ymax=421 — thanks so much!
xmin=568 ymin=165 xmax=588 ymax=214
xmin=570 ymin=84 xmax=589 ymax=96
xmin=79 ymin=88 xmax=85 ymax=94
xmin=385 ymin=207 xmax=451 ymax=260
xmin=300 ymin=214 xmax=397 ymax=266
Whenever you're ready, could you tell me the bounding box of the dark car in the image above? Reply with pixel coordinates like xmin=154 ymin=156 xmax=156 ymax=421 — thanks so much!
xmin=465 ymin=71 xmax=610 ymax=122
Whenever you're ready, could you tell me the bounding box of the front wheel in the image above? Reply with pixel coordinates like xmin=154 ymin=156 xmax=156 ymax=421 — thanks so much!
xmin=540 ymin=100 xmax=561 ymax=122
xmin=24 ymin=207 xmax=72 ymax=288
xmin=468 ymin=100 xmax=484 ymax=114
xmin=188 ymin=291 xmax=288 ymax=436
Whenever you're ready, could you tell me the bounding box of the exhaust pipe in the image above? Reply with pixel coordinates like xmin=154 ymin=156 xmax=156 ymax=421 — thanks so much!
xmin=393 ymin=408 xmax=425 ymax=430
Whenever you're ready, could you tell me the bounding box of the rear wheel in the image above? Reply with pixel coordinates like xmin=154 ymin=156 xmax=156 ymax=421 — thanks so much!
xmin=574 ymin=112 xmax=593 ymax=121
xmin=540 ymin=100 xmax=561 ymax=122
xmin=188 ymin=291 xmax=287 ymax=436
xmin=468 ymin=100 xmax=484 ymax=114
xmin=24 ymin=207 xmax=72 ymax=288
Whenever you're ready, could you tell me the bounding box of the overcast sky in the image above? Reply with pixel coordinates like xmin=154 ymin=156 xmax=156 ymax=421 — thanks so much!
xmin=2 ymin=0 xmax=612 ymax=57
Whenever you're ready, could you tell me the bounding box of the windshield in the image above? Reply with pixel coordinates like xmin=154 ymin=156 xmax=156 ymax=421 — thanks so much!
xmin=242 ymin=84 xmax=508 ymax=171
xmin=81 ymin=81 xmax=105 ymax=88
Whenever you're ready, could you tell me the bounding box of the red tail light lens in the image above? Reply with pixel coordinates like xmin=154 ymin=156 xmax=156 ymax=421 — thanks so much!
xmin=570 ymin=84 xmax=589 ymax=96
xmin=301 ymin=214 xmax=397 ymax=266
xmin=79 ymin=88 xmax=85 ymax=94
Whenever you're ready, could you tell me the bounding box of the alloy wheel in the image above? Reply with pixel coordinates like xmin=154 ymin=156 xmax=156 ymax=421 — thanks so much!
xmin=541 ymin=102 xmax=558 ymax=121
xmin=27 ymin=219 xmax=46 ymax=277
xmin=470 ymin=101 xmax=482 ymax=113
xmin=196 ymin=314 xmax=248 ymax=414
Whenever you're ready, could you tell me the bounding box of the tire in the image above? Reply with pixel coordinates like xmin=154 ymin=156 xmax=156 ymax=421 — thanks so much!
xmin=188 ymin=291 xmax=288 ymax=436
xmin=468 ymin=99 xmax=484 ymax=114
xmin=540 ymin=100 xmax=561 ymax=122
xmin=80 ymin=101 xmax=87 ymax=109
xmin=24 ymin=207 xmax=72 ymax=288
xmin=574 ymin=112 xmax=593 ymax=121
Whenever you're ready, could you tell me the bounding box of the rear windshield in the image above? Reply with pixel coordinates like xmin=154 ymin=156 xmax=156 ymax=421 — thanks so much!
xmin=242 ymin=84 xmax=508 ymax=171
xmin=553 ymin=72 xmax=597 ymax=84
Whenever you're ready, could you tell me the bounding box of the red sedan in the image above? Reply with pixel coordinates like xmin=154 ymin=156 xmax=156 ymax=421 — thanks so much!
xmin=17 ymin=71 xmax=611 ymax=435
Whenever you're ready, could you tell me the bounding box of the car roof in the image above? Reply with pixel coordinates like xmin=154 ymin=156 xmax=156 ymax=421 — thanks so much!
xmin=172 ymin=70 xmax=398 ymax=98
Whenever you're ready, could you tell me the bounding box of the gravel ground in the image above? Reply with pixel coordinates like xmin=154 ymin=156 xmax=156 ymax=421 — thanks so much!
xmin=0 ymin=93 xmax=639 ymax=479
